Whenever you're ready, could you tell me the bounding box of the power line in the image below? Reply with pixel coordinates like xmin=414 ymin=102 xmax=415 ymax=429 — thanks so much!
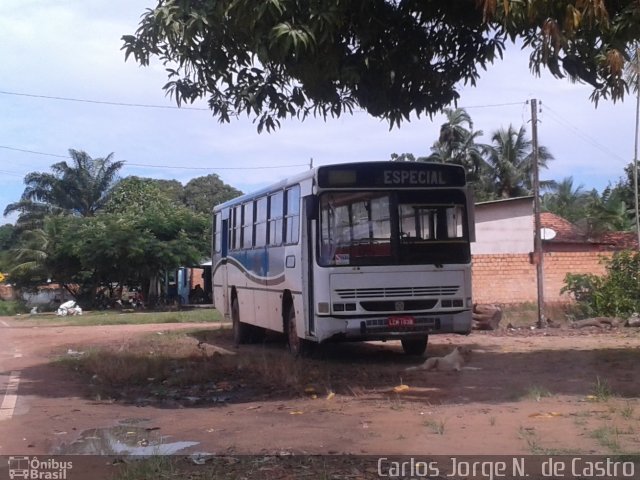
xmin=541 ymin=104 xmax=628 ymax=164
xmin=0 ymin=144 xmax=308 ymax=171
xmin=459 ymin=101 xmax=525 ymax=109
xmin=124 ymin=162 xmax=309 ymax=170
xmin=0 ymin=89 xmax=209 ymax=111
xmin=0 ymin=145 xmax=69 ymax=159
xmin=1 ymin=88 xmax=525 ymax=114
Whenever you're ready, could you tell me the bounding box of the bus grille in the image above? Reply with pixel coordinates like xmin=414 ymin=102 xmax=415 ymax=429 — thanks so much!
xmin=335 ymin=286 xmax=459 ymax=299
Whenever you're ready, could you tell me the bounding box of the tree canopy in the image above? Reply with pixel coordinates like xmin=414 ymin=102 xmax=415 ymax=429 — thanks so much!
xmin=484 ymin=124 xmax=554 ymax=199
xmin=183 ymin=174 xmax=243 ymax=215
xmin=4 ymin=149 xmax=124 ymax=230
xmin=3 ymin=154 xmax=242 ymax=305
xmin=428 ymin=108 xmax=487 ymax=183
xmin=123 ymin=0 xmax=639 ymax=131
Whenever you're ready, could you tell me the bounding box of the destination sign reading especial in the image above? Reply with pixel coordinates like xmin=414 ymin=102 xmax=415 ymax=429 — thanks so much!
xmin=317 ymin=162 xmax=466 ymax=189
xmin=383 ymin=169 xmax=447 ymax=186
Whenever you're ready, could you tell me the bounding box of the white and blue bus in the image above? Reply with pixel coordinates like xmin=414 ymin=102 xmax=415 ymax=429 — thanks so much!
xmin=212 ymin=161 xmax=475 ymax=355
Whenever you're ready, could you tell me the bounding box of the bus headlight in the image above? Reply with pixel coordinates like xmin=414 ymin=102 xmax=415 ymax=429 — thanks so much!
xmin=332 ymin=303 xmax=356 ymax=312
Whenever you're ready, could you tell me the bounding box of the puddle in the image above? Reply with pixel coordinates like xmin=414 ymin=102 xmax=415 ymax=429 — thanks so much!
xmin=54 ymin=425 xmax=199 ymax=455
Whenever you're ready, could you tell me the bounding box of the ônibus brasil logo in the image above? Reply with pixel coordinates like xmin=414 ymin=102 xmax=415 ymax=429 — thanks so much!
xmin=7 ymin=456 xmax=72 ymax=479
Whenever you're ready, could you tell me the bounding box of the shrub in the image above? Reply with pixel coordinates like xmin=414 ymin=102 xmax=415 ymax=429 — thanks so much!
xmin=0 ymin=300 xmax=29 ymax=316
xmin=562 ymin=250 xmax=640 ymax=318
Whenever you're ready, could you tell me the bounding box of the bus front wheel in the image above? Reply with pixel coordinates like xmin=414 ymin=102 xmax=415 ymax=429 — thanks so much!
xmin=401 ymin=336 xmax=428 ymax=356
xmin=286 ymin=307 xmax=311 ymax=357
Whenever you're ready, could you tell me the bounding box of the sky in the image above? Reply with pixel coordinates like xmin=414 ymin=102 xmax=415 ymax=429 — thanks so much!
xmin=1 ymin=1 xmax=638 ymax=225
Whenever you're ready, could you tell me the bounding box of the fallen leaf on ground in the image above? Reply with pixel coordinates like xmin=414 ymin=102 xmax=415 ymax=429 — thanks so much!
xmin=528 ymin=412 xmax=563 ymax=418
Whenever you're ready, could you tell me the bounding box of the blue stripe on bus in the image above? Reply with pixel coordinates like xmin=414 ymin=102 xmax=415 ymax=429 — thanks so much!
xmin=213 ymin=247 xmax=287 ymax=285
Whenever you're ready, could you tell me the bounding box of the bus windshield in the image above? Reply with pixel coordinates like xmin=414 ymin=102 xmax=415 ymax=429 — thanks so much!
xmin=319 ymin=190 xmax=470 ymax=266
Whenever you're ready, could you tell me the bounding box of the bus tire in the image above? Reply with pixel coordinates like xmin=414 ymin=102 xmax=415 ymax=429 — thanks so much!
xmin=401 ymin=336 xmax=428 ymax=356
xmin=232 ymin=297 xmax=251 ymax=346
xmin=286 ymin=306 xmax=311 ymax=357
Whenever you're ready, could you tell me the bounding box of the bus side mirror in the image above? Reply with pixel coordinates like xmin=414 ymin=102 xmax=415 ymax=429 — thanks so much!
xmin=304 ymin=195 xmax=319 ymax=220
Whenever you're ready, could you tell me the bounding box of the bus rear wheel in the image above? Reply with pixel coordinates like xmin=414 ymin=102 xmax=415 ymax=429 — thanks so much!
xmin=232 ymin=298 xmax=251 ymax=346
xmin=401 ymin=336 xmax=428 ymax=356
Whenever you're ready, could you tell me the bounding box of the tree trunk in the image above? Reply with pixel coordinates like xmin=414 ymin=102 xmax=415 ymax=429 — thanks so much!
xmin=570 ymin=317 xmax=622 ymax=329
xmin=472 ymin=304 xmax=502 ymax=330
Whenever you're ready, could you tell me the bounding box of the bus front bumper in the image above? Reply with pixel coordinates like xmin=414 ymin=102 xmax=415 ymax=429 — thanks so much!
xmin=313 ymin=311 xmax=472 ymax=343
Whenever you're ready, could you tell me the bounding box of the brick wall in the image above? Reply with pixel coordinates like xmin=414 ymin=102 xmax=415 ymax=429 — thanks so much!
xmin=472 ymin=254 xmax=536 ymax=304
xmin=542 ymin=251 xmax=610 ymax=303
xmin=472 ymin=251 xmax=612 ymax=304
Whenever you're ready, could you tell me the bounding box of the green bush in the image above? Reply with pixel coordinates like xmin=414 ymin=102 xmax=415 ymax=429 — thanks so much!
xmin=0 ymin=300 xmax=29 ymax=316
xmin=562 ymin=250 xmax=640 ymax=318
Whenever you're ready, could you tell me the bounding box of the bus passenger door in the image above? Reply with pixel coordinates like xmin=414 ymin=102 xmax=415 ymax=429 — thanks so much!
xmin=220 ymin=219 xmax=230 ymax=319
xmin=302 ymin=195 xmax=317 ymax=336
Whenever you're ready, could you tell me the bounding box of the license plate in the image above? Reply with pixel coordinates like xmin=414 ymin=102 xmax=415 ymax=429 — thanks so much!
xmin=388 ymin=316 xmax=415 ymax=327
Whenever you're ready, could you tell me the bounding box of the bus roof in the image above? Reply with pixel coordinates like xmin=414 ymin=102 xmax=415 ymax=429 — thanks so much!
xmin=212 ymin=161 xmax=466 ymax=212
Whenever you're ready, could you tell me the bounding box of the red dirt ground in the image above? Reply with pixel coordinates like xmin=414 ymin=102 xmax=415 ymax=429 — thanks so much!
xmin=0 ymin=316 xmax=639 ymax=478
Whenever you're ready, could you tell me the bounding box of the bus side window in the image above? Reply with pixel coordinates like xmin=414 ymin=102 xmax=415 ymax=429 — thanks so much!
xmin=242 ymin=202 xmax=254 ymax=249
xmin=231 ymin=205 xmax=242 ymax=250
xmin=268 ymin=191 xmax=283 ymax=246
xmin=213 ymin=213 xmax=221 ymax=253
xmin=255 ymin=197 xmax=268 ymax=247
xmin=285 ymin=185 xmax=300 ymax=244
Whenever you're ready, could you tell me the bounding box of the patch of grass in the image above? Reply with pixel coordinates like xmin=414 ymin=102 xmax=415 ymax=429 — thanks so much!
xmin=500 ymin=302 xmax=538 ymax=327
xmin=56 ymin=330 xmax=379 ymax=404
xmin=518 ymin=427 xmax=545 ymax=454
xmin=112 ymin=455 xmax=177 ymax=480
xmin=619 ymin=403 xmax=635 ymax=420
xmin=592 ymin=376 xmax=613 ymax=402
xmin=517 ymin=427 xmax=580 ymax=455
xmin=28 ymin=309 xmax=222 ymax=327
xmin=0 ymin=299 xmax=28 ymax=315
xmin=525 ymin=385 xmax=552 ymax=402
xmin=424 ymin=418 xmax=446 ymax=435
xmin=574 ymin=419 xmax=588 ymax=427
xmin=389 ymin=396 xmax=405 ymax=411
xmin=590 ymin=425 xmax=622 ymax=453
xmin=500 ymin=302 xmax=574 ymax=327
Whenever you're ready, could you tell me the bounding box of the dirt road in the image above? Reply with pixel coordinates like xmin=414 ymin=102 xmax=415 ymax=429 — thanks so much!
xmin=1 ymin=316 xmax=639 ymax=462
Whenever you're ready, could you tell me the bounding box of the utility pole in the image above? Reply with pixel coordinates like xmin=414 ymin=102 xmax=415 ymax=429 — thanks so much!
xmin=309 ymin=157 xmax=314 ymax=170
xmin=634 ymin=49 xmax=640 ymax=249
xmin=531 ymin=99 xmax=545 ymax=328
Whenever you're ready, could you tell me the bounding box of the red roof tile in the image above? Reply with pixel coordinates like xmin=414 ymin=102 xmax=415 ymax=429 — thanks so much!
xmin=598 ymin=231 xmax=639 ymax=250
xmin=540 ymin=212 xmax=639 ymax=250
xmin=540 ymin=212 xmax=586 ymax=243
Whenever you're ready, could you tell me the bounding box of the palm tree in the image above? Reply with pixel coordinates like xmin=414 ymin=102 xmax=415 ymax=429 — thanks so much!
xmin=483 ymin=125 xmax=554 ymax=199
xmin=583 ymin=188 xmax=635 ymax=237
xmin=4 ymin=149 xmax=124 ymax=229
xmin=428 ymin=108 xmax=487 ymax=181
xmin=541 ymin=177 xmax=588 ymax=224
xmin=7 ymin=227 xmax=50 ymax=286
